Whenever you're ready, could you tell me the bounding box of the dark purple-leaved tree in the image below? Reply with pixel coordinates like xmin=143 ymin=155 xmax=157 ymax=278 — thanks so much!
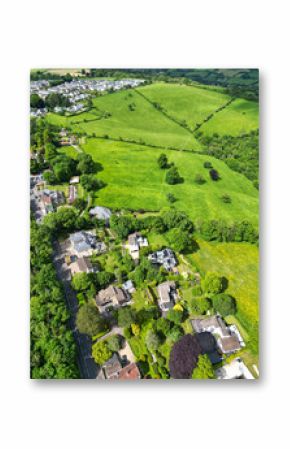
xmin=169 ymin=334 xmax=202 ymax=379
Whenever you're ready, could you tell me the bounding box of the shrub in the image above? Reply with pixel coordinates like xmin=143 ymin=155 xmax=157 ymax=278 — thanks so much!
xmin=167 ymin=325 xmax=184 ymax=343
xmin=145 ymin=329 xmax=161 ymax=351
xmin=106 ymin=334 xmax=122 ymax=352
xmin=166 ymin=309 xmax=184 ymax=325
xmin=209 ymin=169 xmax=220 ymax=181
xmin=221 ymin=194 xmax=232 ymax=203
xmin=117 ymin=307 xmax=135 ymax=328
xmin=131 ymin=323 xmax=141 ymax=336
xmin=203 ymin=161 xmax=213 ymax=169
xmin=156 ymin=317 xmax=171 ymax=336
xmin=192 ymin=354 xmax=215 ymax=379
xmin=188 ymin=296 xmax=210 ymax=315
xmin=92 ymin=341 xmax=112 ymax=365
xmin=194 ymin=173 xmax=206 ymax=185
xmin=167 ymin=193 xmax=177 ymax=203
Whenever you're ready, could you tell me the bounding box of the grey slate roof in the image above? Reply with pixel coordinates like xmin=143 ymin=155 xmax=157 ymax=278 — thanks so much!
xmin=89 ymin=206 xmax=112 ymax=221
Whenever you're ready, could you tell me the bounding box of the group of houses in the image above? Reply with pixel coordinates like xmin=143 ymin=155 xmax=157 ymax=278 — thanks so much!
xmin=30 ymin=177 xmax=65 ymax=223
xmin=65 ymin=230 xmax=136 ymax=315
xmin=31 ymin=78 xmax=145 ymax=99
xmin=30 ymin=171 xmax=82 ymax=222
xmin=30 ymin=78 xmax=145 ymax=116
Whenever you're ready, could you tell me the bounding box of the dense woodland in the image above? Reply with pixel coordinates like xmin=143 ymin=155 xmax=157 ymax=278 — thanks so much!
xmin=197 ymin=130 xmax=259 ymax=188
xmin=30 ymin=221 xmax=79 ymax=378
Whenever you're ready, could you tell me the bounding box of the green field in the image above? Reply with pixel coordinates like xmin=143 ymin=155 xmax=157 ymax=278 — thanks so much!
xmin=74 ymin=138 xmax=258 ymax=224
xmin=199 ymin=98 xmax=259 ymax=136
xmin=47 ymin=89 xmax=201 ymax=151
xmin=187 ymin=239 xmax=259 ymax=333
xmin=137 ymin=82 xmax=231 ymax=130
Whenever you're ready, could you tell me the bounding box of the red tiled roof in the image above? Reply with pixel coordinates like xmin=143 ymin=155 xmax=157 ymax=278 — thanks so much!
xmin=118 ymin=363 xmax=141 ymax=380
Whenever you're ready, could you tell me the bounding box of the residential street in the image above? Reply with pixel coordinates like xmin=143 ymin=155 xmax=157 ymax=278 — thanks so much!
xmin=53 ymin=241 xmax=99 ymax=379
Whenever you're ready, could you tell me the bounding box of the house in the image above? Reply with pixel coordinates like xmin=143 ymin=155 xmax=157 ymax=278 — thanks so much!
xmin=96 ymin=355 xmax=141 ymax=380
xmin=157 ymin=281 xmax=178 ymax=313
xmin=122 ymin=280 xmax=136 ymax=294
xmin=127 ymin=233 xmax=148 ymax=260
xmin=192 ymin=315 xmax=229 ymax=337
xmin=118 ymin=363 xmax=141 ymax=380
xmin=70 ymin=176 xmax=80 ymax=184
xmin=96 ymin=285 xmax=131 ymax=313
xmin=59 ymin=128 xmax=68 ymax=138
xmin=70 ymin=256 xmax=96 ymax=275
xmin=148 ymin=248 xmax=177 ymax=271
xmin=191 ymin=315 xmax=243 ymax=355
xmin=69 ymin=231 xmax=104 ymax=256
xmin=40 ymin=189 xmax=64 ymax=214
xmin=215 ymin=358 xmax=255 ymax=380
xmin=89 ymin=206 xmax=112 ymax=224
xmin=217 ymin=335 xmax=241 ymax=354
xmin=97 ymin=354 xmax=123 ymax=380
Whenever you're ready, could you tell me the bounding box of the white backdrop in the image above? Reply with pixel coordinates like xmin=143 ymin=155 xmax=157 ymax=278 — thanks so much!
xmin=0 ymin=1 xmax=289 ymax=448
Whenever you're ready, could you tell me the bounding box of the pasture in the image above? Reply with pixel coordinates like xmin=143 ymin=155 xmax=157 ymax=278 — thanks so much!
xmin=199 ymin=98 xmax=259 ymax=136
xmin=137 ymin=82 xmax=231 ymax=130
xmin=71 ymin=138 xmax=259 ymax=224
xmin=46 ymin=89 xmax=201 ymax=151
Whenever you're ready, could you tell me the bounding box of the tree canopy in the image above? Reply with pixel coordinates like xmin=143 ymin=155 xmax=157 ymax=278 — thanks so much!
xmin=165 ymin=166 xmax=183 ymax=185
xmin=166 ymin=227 xmax=195 ymax=253
xmin=201 ymin=272 xmax=223 ymax=295
xmin=76 ymin=301 xmax=107 ymax=337
xmin=157 ymin=153 xmax=169 ymax=169
xmin=192 ymin=354 xmax=215 ymax=379
xmin=169 ymin=334 xmax=202 ymax=379
xmin=212 ymin=293 xmax=236 ymax=316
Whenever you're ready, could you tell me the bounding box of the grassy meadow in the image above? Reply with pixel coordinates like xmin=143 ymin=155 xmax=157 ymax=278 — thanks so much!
xmin=137 ymin=82 xmax=231 ymax=130
xmin=200 ymin=98 xmax=259 ymax=136
xmin=187 ymin=239 xmax=259 ymax=334
xmin=47 ymin=89 xmax=201 ymax=151
xmin=71 ymin=138 xmax=259 ymax=224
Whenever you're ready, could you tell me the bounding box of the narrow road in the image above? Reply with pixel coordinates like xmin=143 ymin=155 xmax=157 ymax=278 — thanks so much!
xmin=53 ymin=241 xmax=99 ymax=379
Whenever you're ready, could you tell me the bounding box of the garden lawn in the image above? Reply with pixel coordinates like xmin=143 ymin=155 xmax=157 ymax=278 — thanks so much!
xmin=79 ymin=138 xmax=258 ymax=225
xmin=137 ymin=82 xmax=231 ymax=130
xmin=200 ymin=98 xmax=259 ymax=136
